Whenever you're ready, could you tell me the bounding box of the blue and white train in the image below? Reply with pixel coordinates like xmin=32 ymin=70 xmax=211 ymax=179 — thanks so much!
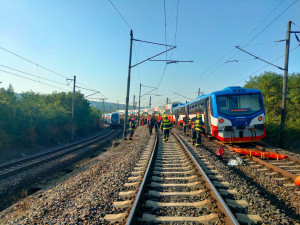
xmin=106 ymin=112 xmax=121 ymax=128
xmin=173 ymin=86 xmax=265 ymax=143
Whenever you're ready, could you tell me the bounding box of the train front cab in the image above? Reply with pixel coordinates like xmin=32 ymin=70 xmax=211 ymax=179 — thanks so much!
xmin=209 ymin=88 xmax=266 ymax=143
xmin=110 ymin=113 xmax=121 ymax=129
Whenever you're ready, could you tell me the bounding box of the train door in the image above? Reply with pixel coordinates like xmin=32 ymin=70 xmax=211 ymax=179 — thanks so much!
xmin=175 ymin=109 xmax=179 ymax=124
xmin=206 ymin=97 xmax=212 ymax=135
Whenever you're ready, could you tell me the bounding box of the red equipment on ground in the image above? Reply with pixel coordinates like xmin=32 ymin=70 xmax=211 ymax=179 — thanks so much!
xmin=216 ymin=147 xmax=224 ymax=157
xmin=295 ymin=176 xmax=300 ymax=186
xmin=230 ymin=148 xmax=287 ymax=160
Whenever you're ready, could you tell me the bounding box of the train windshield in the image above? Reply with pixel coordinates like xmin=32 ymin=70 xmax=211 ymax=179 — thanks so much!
xmin=216 ymin=94 xmax=263 ymax=116
xmin=111 ymin=113 xmax=119 ymax=120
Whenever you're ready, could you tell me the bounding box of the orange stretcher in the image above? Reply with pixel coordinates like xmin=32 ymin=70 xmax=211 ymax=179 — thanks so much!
xmin=230 ymin=148 xmax=287 ymax=160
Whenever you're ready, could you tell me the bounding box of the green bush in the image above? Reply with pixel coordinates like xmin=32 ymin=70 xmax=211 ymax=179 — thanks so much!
xmin=0 ymin=85 xmax=101 ymax=151
xmin=244 ymin=72 xmax=300 ymax=151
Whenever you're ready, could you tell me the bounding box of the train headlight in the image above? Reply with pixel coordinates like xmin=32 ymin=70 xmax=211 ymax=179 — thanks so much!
xmin=219 ymin=118 xmax=224 ymax=123
xmin=258 ymin=116 xmax=262 ymax=121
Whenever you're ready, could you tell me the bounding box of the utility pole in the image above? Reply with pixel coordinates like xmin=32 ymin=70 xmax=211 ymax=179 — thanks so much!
xmin=98 ymin=98 xmax=107 ymax=114
xmin=149 ymin=96 xmax=151 ymax=108
xmin=166 ymin=98 xmax=169 ymax=104
xmin=71 ymin=75 xmax=76 ymax=142
xmin=123 ymin=31 xmax=177 ymax=139
xmin=102 ymin=99 xmax=105 ymax=113
xmin=198 ymin=88 xmax=200 ymax=97
xmin=123 ymin=30 xmax=133 ymax=140
xmin=117 ymin=100 xmax=119 ymax=110
xmin=138 ymin=83 xmax=141 ymax=125
xmin=279 ymin=21 xmax=291 ymax=148
xmin=133 ymin=95 xmax=136 ymax=111
xmin=110 ymin=105 xmax=111 ymax=113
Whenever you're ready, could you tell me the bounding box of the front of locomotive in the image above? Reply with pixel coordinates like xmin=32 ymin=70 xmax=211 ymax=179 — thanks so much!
xmin=110 ymin=113 xmax=120 ymax=128
xmin=211 ymin=87 xmax=265 ymax=143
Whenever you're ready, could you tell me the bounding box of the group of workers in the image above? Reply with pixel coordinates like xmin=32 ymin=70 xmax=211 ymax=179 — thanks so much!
xmin=127 ymin=112 xmax=204 ymax=146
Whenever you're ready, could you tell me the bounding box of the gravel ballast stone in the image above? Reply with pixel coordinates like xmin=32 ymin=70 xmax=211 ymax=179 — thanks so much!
xmin=0 ymin=126 xmax=150 ymax=224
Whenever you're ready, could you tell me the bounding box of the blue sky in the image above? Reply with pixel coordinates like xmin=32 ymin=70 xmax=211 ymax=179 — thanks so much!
xmin=0 ymin=0 xmax=299 ymax=108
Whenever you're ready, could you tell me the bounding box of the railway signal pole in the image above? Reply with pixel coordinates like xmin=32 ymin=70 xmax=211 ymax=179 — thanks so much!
xmin=279 ymin=21 xmax=300 ymax=148
xmin=137 ymin=83 xmax=157 ymax=125
xmin=98 ymin=98 xmax=107 ymax=114
xmin=123 ymin=30 xmax=133 ymax=140
xmin=133 ymin=95 xmax=136 ymax=111
xmin=71 ymin=76 xmax=76 ymax=142
xmin=123 ymin=30 xmax=176 ymax=140
xmin=138 ymin=83 xmax=141 ymax=125
xmin=66 ymin=76 xmax=76 ymax=142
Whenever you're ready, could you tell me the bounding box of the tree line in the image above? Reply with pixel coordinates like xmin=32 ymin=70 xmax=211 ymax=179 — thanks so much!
xmin=244 ymin=71 xmax=300 ymax=150
xmin=0 ymin=85 xmax=101 ymax=151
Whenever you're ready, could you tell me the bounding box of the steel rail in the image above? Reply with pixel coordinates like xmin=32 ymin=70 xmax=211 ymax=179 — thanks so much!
xmin=0 ymin=128 xmax=118 ymax=179
xmin=251 ymin=143 xmax=300 ymax=164
xmin=0 ymin=128 xmax=113 ymax=171
xmin=126 ymin=132 xmax=158 ymax=225
xmin=251 ymin=156 xmax=297 ymax=180
xmin=171 ymin=130 xmax=239 ymax=225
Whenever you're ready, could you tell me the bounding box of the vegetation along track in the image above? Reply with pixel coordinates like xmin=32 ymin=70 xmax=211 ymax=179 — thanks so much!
xmin=103 ymin=130 xmax=249 ymax=224
xmin=0 ymin=127 xmax=118 ymax=179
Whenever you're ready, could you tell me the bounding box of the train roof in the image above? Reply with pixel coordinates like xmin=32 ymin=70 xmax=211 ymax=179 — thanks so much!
xmin=194 ymin=86 xmax=262 ymax=100
xmin=212 ymin=86 xmax=262 ymax=95
xmin=173 ymin=87 xmax=262 ymax=109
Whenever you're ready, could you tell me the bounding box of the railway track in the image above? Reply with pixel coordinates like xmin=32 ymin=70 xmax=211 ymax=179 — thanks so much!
xmin=208 ymin=135 xmax=300 ymax=187
xmin=0 ymin=128 xmax=118 ymax=179
xmin=173 ymin=126 xmax=300 ymax=217
xmin=176 ymin=124 xmax=300 ymax=186
xmin=104 ymin=129 xmax=267 ymax=224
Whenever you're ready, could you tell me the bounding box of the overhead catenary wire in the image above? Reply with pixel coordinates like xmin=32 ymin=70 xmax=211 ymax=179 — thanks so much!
xmin=230 ymin=44 xmax=300 ymax=86
xmin=291 ymin=21 xmax=300 ymax=29
xmin=0 ymin=50 xmax=106 ymax=98
xmin=0 ymin=65 xmax=71 ymax=87
xmin=0 ymin=44 xmax=106 ymax=98
xmin=133 ymin=42 xmax=141 ymax=83
xmin=238 ymin=0 xmax=287 ymax=47
xmin=156 ymin=64 xmax=168 ymax=93
xmin=75 ymin=85 xmax=100 ymax=93
xmin=174 ymin=0 xmax=179 ymax=46
xmin=243 ymin=0 xmax=298 ymax=48
xmin=215 ymin=0 xmax=297 ymax=83
xmin=181 ymin=41 xmax=279 ymax=91
xmin=168 ymin=0 xmax=180 ymax=60
xmin=108 ymin=0 xmax=132 ymax=30
xmin=0 ymin=46 xmax=70 ymax=79
xmin=222 ymin=0 xmax=292 ymax=62
xmin=171 ymin=0 xmax=297 ymax=96
xmin=235 ymin=46 xmax=284 ymax=70
xmin=164 ymin=0 xmax=168 ymax=62
xmin=0 ymin=69 xmax=69 ymax=92
xmin=155 ymin=0 xmax=170 ymax=94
